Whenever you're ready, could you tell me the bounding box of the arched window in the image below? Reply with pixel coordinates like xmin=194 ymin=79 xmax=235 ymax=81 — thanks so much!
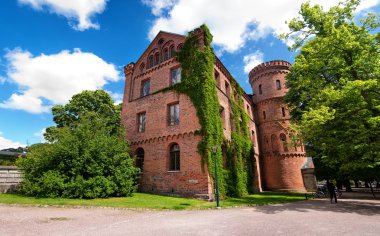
xmin=263 ymin=111 xmax=266 ymax=120
xmin=148 ymin=55 xmax=154 ymax=68
xmin=271 ymin=134 xmax=279 ymax=152
xmin=169 ymin=143 xmax=180 ymax=171
xmin=139 ymin=63 xmax=145 ymax=73
xmin=276 ymin=80 xmax=281 ymax=90
xmin=282 ymin=107 xmax=286 ymax=117
xmin=154 ymin=53 xmax=160 ymax=65
xmin=163 ymin=48 xmax=169 ymax=61
xmin=135 ymin=148 xmax=144 ymax=171
xmin=280 ymin=133 xmax=288 ymax=152
xmin=169 ymin=45 xmax=175 ymax=58
xmin=177 ymin=43 xmax=183 ymax=51
xmin=259 ymin=84 xmax=262 ymax=94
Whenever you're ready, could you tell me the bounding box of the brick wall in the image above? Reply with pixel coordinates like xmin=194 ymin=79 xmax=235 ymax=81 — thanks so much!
xmin=249 ymin=60 xmax=307 ymax=191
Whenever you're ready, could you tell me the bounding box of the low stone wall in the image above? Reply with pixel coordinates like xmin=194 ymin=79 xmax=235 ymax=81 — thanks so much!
xmin=0 ymin=166 xmax=21 ymax=193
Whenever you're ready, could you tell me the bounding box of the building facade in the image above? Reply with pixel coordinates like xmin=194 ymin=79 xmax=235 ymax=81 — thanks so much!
xmin=121 ymin=29 xmax=312 ymax=199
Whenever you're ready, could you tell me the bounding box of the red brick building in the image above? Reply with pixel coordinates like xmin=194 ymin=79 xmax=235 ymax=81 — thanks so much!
xmin=121 ymin=29 xmax=313 ymax=199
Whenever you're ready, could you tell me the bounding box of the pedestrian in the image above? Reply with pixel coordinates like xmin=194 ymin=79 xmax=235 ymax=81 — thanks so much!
xmin=327 ymin=180 xmax=337 ymax=203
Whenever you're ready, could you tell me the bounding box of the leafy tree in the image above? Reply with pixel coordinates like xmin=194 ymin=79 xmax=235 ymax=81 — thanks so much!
xmin=18 ymin=91 xmax=138 ymax=198
xmin=282 ymin=0 xmax=380 ymax=181
xmin=45 ymin=90 xmax=121 ymax=142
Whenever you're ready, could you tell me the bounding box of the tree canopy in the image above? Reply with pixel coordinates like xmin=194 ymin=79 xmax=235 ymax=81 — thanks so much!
xmin=282 ymin=0 xmax=380 ymax=180
xmin=18 ymin=90 xmax=138 ymax=198
xmin=44 ymin=90 xmax=121 ymax=142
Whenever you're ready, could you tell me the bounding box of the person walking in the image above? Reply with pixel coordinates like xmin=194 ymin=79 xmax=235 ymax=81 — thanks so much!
xmin=327 ymin=180 xmax=337 ymax=203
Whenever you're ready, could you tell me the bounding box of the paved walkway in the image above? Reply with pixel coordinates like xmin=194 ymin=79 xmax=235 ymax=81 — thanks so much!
xmin=0 ymin=198 xmax=379 ymax=235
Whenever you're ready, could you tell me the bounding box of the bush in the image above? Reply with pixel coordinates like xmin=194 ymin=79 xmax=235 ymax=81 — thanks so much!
xmin=17 ymin=113 xmax=139 ymax=198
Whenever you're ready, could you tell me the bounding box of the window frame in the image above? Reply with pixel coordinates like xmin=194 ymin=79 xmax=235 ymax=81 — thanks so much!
xmin=171 ymin=67 xmax=181 ymax=85
xmin=141 ymin=79 xmax=150 ymax=97
xmin=169 ymin=143 xmax=180 ymax=171
xmin=137 ymin=112 xmax=146 ymax=133
xmin=276 ymin=80 xmax=281 ymax=90
xmin=168 ymin=102 xmax=180 ymax=126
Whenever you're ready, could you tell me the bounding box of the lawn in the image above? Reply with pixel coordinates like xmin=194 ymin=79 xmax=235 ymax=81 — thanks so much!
xmin=0 ymin=192 xmax=306 ymax=210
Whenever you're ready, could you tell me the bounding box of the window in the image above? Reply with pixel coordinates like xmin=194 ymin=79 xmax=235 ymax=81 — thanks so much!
xmin=214 ymin=70 xmax=220 ymax=88
xmin=164 ymin=48 xmax=169 ymax=61
xmin=137 ymin=112 xmax=146 ymax=133
xmin=168 ymin=103 xmax=179 ymax=125
xmin=263 ymin=111 xmax=266 ymax=120
xmin=259 ymin=84 xmax=262 ymax=94
xmin=280 ymin=133 xmax=288 ymax=152
xmin=220 ymin=106 xmax=225 ymax=129
xmin=276 ymin=80 xmax=281 ymax=90
xmin=171 ymin=67 xmax=181 ymax=84
xmin=139 ymin=63 xmax=145 ymax=73
xmin=169 ymin=45 xmax=175 ymax=58
xmin=155 ymin=53 xmax=160 ymax=65
xmin=135 ymin=148 xmax=144 ymax=171
xmin=225 ymin=81 xmax=230 ymax=97
xmin=141 ymin=79 xmax=150 ymax=97
xmin=247 ymin=105 xmax=250 ymax=116
xmin=169 ymin=143 xmax=180 ymax=171
xmin=282 ymin=107 xmax=286 ymax=117
xmin=251 ymin=131 xmax=255 ymax=146
xmin=149 ymin=56 xmax=154 ymax=68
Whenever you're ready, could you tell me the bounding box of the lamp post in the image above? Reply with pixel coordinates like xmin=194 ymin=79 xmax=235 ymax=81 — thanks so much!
xmin=211 ymin=145 xmax=220 ymax=208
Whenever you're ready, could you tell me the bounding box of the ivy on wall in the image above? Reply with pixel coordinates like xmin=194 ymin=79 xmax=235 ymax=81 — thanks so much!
xmin=164 ymin=25 xmax=255 ymax=197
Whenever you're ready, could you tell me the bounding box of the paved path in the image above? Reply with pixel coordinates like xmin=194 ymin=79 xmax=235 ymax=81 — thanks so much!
xmin=0 ymin=198 xmax=379 ymax=236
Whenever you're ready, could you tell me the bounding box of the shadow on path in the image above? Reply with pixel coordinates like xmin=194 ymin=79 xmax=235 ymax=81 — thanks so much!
xmin=254 ymin=199 xmax=380 ymax=216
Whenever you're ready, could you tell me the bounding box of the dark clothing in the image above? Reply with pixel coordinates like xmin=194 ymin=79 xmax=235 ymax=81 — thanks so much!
xmin=327 ymin=182 xmax=337 ymax=203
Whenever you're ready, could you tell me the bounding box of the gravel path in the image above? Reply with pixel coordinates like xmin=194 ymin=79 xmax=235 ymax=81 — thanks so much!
xmin=0 ymin=198 xmax=379 ymax=236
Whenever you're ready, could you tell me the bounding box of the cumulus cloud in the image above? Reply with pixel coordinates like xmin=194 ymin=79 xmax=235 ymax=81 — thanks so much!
xmin=0 ymin=48 xmax=120 ymax=114
xmin=0 ymin=132 xmax=26 ymax=150
xmin=243 ymin=51 xmax=264 ymax=74
xmin=144 ymin=0 xmax=380 ymax=52
xmin=105 ymin=90 xmax=124 ymax=104
xmin=33 ymin=128 xmax=47 ymax=143
xmin=18 ymin=0 xmax=108 ymax=30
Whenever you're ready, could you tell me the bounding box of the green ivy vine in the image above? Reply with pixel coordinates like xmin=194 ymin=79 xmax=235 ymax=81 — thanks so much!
xmin=165 ymin=25 xmax=255 ymax=197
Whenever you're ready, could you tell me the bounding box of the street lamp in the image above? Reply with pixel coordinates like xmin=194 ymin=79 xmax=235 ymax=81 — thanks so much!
xmin=211 ymin=145 xmax=220 ymax=208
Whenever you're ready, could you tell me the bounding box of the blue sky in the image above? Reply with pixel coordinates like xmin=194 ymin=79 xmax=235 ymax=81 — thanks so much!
xmin=0 ymin=0 xmax=379 ymax=148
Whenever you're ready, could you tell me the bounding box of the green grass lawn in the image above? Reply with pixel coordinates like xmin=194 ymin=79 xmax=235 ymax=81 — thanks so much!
xmin=0 ymin=192 xmax=306 ymax=210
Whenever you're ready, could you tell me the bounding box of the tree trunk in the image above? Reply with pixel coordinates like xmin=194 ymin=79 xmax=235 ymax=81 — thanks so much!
xmin=368 ymin=180 xmax=376 ymax=199
xmin=354 ymin=180 xmax=359 ymax=188
xmin=337 ymin=180 xmax=343 ymax=190
xmin=344 ymin=179 xmax=352 ymax=192
xmin=365 ymin=181 xmax=369 ymax=188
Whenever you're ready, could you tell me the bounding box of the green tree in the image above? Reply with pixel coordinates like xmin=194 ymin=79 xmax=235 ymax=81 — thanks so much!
xmin=18 ymin=91 xmax=138 ymax=198
xmin=282 ymin=0 xmax=380 ymax=180
xmin=45 ymin=90 xmax=121 ymax=142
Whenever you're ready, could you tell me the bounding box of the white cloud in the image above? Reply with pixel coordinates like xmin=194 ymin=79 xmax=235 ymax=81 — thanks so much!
xmin=33 ymin=128 xmax=47 ymax=143
xmin=18 ymin=0 xmax=108 ymax=31
xmin=142 ymin=0 xmax=177 ymax=16
xmin=243 ymin=51 xmax=264 ymax=74
xmin=144 ymin=0 xmax=380 ymax=53
xmin=0 ymin=134 xmax=26 ymax=150
xmin=0 ymin=48 xmax=120 ymax=114
xmin=106 ymin=90 xmax=123 ymax=104
xmin=0 ymin=76 xmax=5 ymax=84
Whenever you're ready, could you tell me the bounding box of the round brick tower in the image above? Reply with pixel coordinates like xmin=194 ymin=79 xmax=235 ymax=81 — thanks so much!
xmin=249 ymin=60 xmax=307 ymax=191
